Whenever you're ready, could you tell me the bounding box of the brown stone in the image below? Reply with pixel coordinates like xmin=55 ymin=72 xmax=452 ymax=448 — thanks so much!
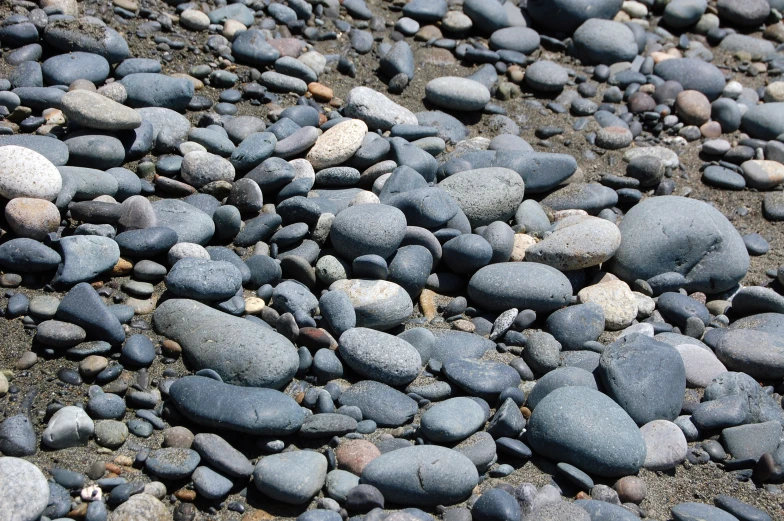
xmin=68 ymin=502 xmax=89 ymax=518
xmin=112 ymin=257 xmax=133 ymax=276
xmin=105 ymin=463 xmax=122 ymax=475
xmin=336 ymin=440 xmax=381 ymax=475
xmin=765 ymin=22 xmax=784 ymax=43
xmin=415 ymin=47 xmax=457 ymax=67
xmin=161 ymin=339 xmax=182 ymax=357
xmin=114 ymin=455 xmax=134 ymax=467
xmin=79 ymin=355 xmax=108 ymax=379
xmin=15 ymin=351 xmax=37 ymax=370
xmin=4 ymin=197 xmax=60 ymax=240
xmin=175 ymin=488 xmax=197 ymax=501
xmin=163 ymin=426 xmax=194 ymax=449
xmin=613 ymin=475 xmax=646 ymax=504
xmin=298 ymin=327 xmax=338 ymax=350
xmin=419 ymin=289 xmax=437 ymax=320
xmin=700 ymin=121 xmax=722 ymax=139
xmin=520 ymin=407 xmax=531 ymax=420
xmin=415 ymin=25 xmax=442 ymax=41
xmin=575 ymin=491 xmax=590 ymax=500
xmin=308 ymin=82 xmax=333 ymax=102
xmin=242 ymin=510 xmax=275 ymax=521
xmin=452 ymin=319 xmax=475 ymax=332
xmin=269 ymin=38 xmax=304 ymax=58
xmin=675 ymin=90 xmax=711 ymax=126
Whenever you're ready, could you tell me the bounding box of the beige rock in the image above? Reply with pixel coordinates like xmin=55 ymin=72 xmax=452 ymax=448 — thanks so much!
xmin=222 ymin=19 xmax=247 ymax=40
xmin=306 ymin=119 xmax=368 ymax=170
xmin=112 ymin=493 xmax=172 ymax=521
xmin=509 ymin=234 xmax=536 ymax=262
xmin=169 ymin=73 xmax=204 ymax=90
xmin=180 ymin=9 xmax=210 ymax=30
xmin=0 ymin=372 xmax=8 ymax=397
xmin=97 ymin=82 xmax=128 ymax=104
xmin=113 ymin=0 xmax=138 ymax=11
xmin=633 ymin=291 xmax=655 ymax=319
xmin=741 ymin=160 xmax=784 ymax=190
xmin=61 ymin=89 xmax=142 ymax=130
xmin=245 ymin=297 xmax=266 ymax=314
xmin=525 ymin=215 xmax=621 ymax=271
xmin=765 ymin=81 xmax=784 ymax=102
xmin=577 ymin=280 xmax=637 ymax=330
xmin=5 ymin=197 xmax=60 ymax=240
xmin=336 ymin=439 xmax=380 ymax=475
xmin=40 ymin=0 xmax=78 ymax=16
xmin=419 ymin=289 xmax=437 ymax=320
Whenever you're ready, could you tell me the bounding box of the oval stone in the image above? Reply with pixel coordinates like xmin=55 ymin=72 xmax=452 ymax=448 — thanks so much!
xmin=468 ymin=263 xmax=572 ymax=312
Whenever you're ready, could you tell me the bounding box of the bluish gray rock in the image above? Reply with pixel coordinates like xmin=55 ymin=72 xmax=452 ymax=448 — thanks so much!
xmin=468 ymin=263 xmax=572 ymax=312
xmin=527 ymin=0 xmax=623 ymax=33
xmin=145 ymin=448 xmax=200 ymax=480
xmin=546 ymin=303 xmax=604 ymax=351
xmin=192 ymin=466 xmax=233 ymax=500
xmin=56 ymin=236 xmax=120 ymax=285
xmin=653 ymin=58 xmax=726 ymax=100
xmin=572 ymin=19 xmax=637 ymax=65
xmin=599 ymin=335 xmax=686 ymax=425
xmin=463 ymin=0 xmax=509 ymax=33
xmin=420 ymin=397 xmax=486 ymax=443
xmin=663 ymin=0 xmax=707 ymax=28
xmin=331 ymin=204 xmax=407 ymax=261
xmin=169 ymin=375 xmax=305 ymax=434
xmin=44 ymin=18 xmax=129 ymax=63
xmin=528 ymin=386 xmax=646 ymax=477
xmin=0 ymin=238 xmax=61 ymax=273
xmin=439 ymin=167 xmax=524 ymax=227
xmin=0 ymin=415 xmax=37 ymax=457
xmin=339 ymin=328 xmax=421 ymax=386
xmin=57 ymin=283 xmax=125 ymax=345
xmin=443 ymin=359 xmax=521 ymax=400
xmin=360 ymin=446 xmax=478 ymax=506
xmin=193 ymin=433 xmax=254 ymax=478
xmin=338 ymin=380 xmax=418 ymax=426
xmin=154 ymin=299 xmax=299 ymax=389
xmin=742 ymin=102 xmax=784 ymax=140
xmin=120 ymin=73 xmax=194 ymax=111
xmin=425 ymin=77 xmax=490 ymax=111
xmin=671 ymin=502 xmax=746 ymax=521
xmin=254 ymin=450 xmax=327 ymax=505
xmin=715 ymin=329 xmax=784 ymax=380
xmin=330 ymin=279 xmax=413 ymax=331
xmin=610 ymin=196 xmax=748 ymax=294
xmin=528 ymin=367 xmax=598 ymax=410
xmin=41 ymin=52 xmax=110 ymax=85
xmin=152 ymin=199 xmax=215 ymax=245
xmin=165 ymin=258 xmax=242 ymax=301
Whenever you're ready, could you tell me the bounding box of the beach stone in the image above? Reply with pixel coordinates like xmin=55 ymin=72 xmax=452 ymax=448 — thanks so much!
xmin=572 ymin=19 xmax=636 ymax=65
xmin=524 ymin=60 xmax=569 ymax=92
xmin=254 ymin=450 xmax=327 ymax=505
xmin=472 ymin=488 xmax=521 ymax=521
xmin=743 ymin=103 xmax=784 ymax=140
xmin=490 ymin=27 xmax=540 ymax=54
xmin=0 ymin=238 xmax=61 ymax=273
xmin=527 ymin=367 xmax=598 ymax=410
xmin=653 ymin=58 xmax=726 ymax=100
xmin=42 ymin=51 xmax=109 ymax=85
xmin=111 ymin=494 xmax=171 ymax=521
xmin=42 ymin=405 xmax=94 ymax=449
xmin=640 ymin=420 xmax=688 ymax=470
xmin=527 ymin=0 xmax=622 ymax=33
xmin=152 ymin=199 xmax=215 ymax=245
xmin=330 ymin=279 xmax=412 ymax=330
xmin=675 ymin=344 xmax=727 ymax=388
xmin=664 ymin=0 xmax=707 ymax=28
xmin=331 ymin=204 xmax=406 ymax=261
xmin=120 ymin=73 xmax=194 ymax=111
xmin=425 ymin=77 xmax=490 ymax=112
xmin=56 ymin=235 xmax=120 ymax=285
xmin=0 ymin=145 xmax=62 ymax=201
xmin=528 ymin=386 xmax=646 ymax=477
xmin=599 ymin=335 xmax=686 ymax=425
xmin=192 ymin=466 xmax=232 ymax=500
xmin=336 ymin=440 xmax=381 ymax=475
xmin=0 ymin=457 xmax=49 ymax=521
xmin=675 ymin=90 xmax=711 ymax=126
xmin=546 ymin=303 xmax=604 ymax=351
xmin=307 ymin=119 xmax=367 ymax=170
xmin=339 ymin=327 xmax=421 ymax=385
xmin=94 ymin=419 xmax=128 ymax=449
xmin=420 ymin=397 xmax=486 ymax=443
xmin=468 ymin=263 xmax=572 ymax=312
xmin=4 ymin=198 xmax=60 ymax=240
xmin=0 ymin=415 xmax=37 ymax=456
xmin=442 ymin=358 xmax=521 ymax=400
xmin=154 ymin=299 xmax=298 ymax=388
xmin=610 ymin=196 xmax=749 ymax=294
xmin=43 ymin=17 xmax=129 ymax=63
xmin=344 ymin=87 xmax=418 ymax=130
xmin=526 ymin=215 xmax=620 ymax=270
xmin=360 ymin=446 xmax=478 ymax=506
xmin=671 ymin=503 xmax=742 ymax=521
xmin=439 ymin=167 xmax=524 ymax=227
xmin=192 ymin=433 xmax=253 ymax=478
xmin=715 ymin=329 xmax=784 ymax=380
xmin=165 ymin=258 xmax=242 ymax=301
xmin=463 ymin=0 xmax=509 ymax=33
xmin=717 ymin=0 xmax=770 ymax=27
xmin=170 ymin=375 xmax=305 ymax=434
xmin=338 ymin=380 xmax=418 ymax=426
xmin=179 ymin=151 xmax=235 ymax=189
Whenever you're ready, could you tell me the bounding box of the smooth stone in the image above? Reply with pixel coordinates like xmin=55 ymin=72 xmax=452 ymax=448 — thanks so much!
xmin=42 ymin=51 xmax=109 ymax=85
xmin=253 ymin=450 xmax=327 ymax=505
xmin=152 ymin=199 xmax=215 ymax=245
xmin=170 ymin=375 xmax=305 ymax=434
xmin=57 ymin=282 xmax=125 ymax=344
xmin=671 ymin=502 xmax=747 ymax=521
xmin=420 ymin=397 xmax=486 ymax=443
xmin=442 ymin=358 xmax=521 ymax=400
xmin=425 ymin=77 xmax=490 ymax=112
xmin=192 ymin=433 xmax=254 ymax=478
xmin=154 ymin=299 xmax=298 ymax=388
xmin=43 ymin=18 xmax=129 ymax=64
xmin=526 ymin=215 xmax=620 ymax=270
xmin=527 ymin=0 xmax=623 ymax=33
xmin=360 ymin=446 xmax=478 ymax=506
xmin=640 ymin=420 xmax=688 ymax=470
xmin=338 ymin=380 xmax=418 ymax=427
xmin=120 ymin=73 xmax=194 ymax=111
xmin=715 ymin=329 xmax=784 ymax=380
xmin=439 ymin=167 xmax=524 ymax=227
xmin=164 ymin=258 xmax=242 ymax=301
xmin=0 ymin=458 xmax=49 ymax=521
xmin=339 ymin=327 xmax=420 ymax=386
xmin=653 ymin=58 xmax=726 ymax=101
xmin=468 ymin=263 xmax=572 ymax=312
xmin=0 ymin=145 xmax=62 ymax=200
xmin=527 ymin=367 xmax=598 ymax=410
xmin=42 ymin=405 xmax=94 ymax=449
xmin=344 ymin=86 xmax=418 ymax=131
xmin=330 ymin=279 xmax=413 ymax=331
xmin=572 ymin=19 xmax=637 ymax=65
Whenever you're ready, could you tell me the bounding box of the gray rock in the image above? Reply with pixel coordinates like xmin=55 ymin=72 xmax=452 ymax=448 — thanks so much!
xmin=56 ymin=235 xmax=120 ymax=285
xmin=442 ymin=359 xmax=521 ymax=400
xmin=715 ymin=329 xmax=784 ymax=380
xmin=609 ymin=196 xmax=749 ymax=294
xmin=742 ymin=102 xmax=784 ymax=140
xmin=524 ymin=61 xmax=569 ymax=92
xmin=43 ymin=18 xmax=129 ymax=63
xmin=528 ymin=386 xmax=646 ymax=477
xmin=330 ymin=204 xmax=407 ymax=260
xmin=170 ymin=375 xmax=305 ymax=434
xmin=192 ymin=466 xmax=233 ymax=500
xmin=439 ymin=167 xmax=525 ymax=227
xmin=360 ymin=446 xmax=479 ymax=506
xmin=154 ymin=299 xmax=298 ymax=388
xmin=0 ymin=415 xmax=37 ymax=456
xmin=527 ymin=0 xmax=623 ymax=33
xmin=338 ymin=380 xmax=418 ymax=426
xmin=254 ymin=450 xmax=327 ymax=505
xmin=120 ymin=73 xmax=194 ymax=111
xmin=425 ymin=77 xmax=490 ymax=111
xmin=344 ymin=86 xmax=418 ymax=130
xmin=653 ymin=58 xmax=726 ymax=100
xmin=0 ymin=457 xmax=49 ymax=521
xmin=152 ymin=199 xmax=215 ymax=245
xmin=193 ymin=433 xmax=254 ymax=478
xmin=339 ymin=327 xmax=421 ymax=385
xmin=330 ymin=279 xmax=413 ymax=331
xmin=145 ymin=448 xmax=200 ymax=480
xmin=671 ymin=503 xmax=741 ymax=521
xmin=420 ymin=397 xmax=486 ymax=443
xmin=572 ymin=19 xmax=637 ymax=65
xmin=528 ymin=367 xmax=598 ymax=410
xmin=165 ymin=258 xmax=242 ymax=301
xmin=468 ymin=263 xmax=572 ymax=312
xmin=42 ymin=406 xmax=94 ymax=449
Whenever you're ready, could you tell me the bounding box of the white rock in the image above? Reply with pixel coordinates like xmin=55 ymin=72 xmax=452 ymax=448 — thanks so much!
xmin=675 ymin=343 xmax=728 ymax=388
xmin=181 ymin=9 xmax=211 ymax=30
xmin=168 ymin=242 xmax=210 ymax=265
xmin=640 ymin=420 xmax=687 ymax=471
xmin=525 ymin=215 xmax=621 ymax=270
xmin=0 ymin=145 xmax=62 ymax=201
xmin=577 ymin=280 xmax=638 ymax=330
xmin=343 ymin=86 xmax=418 ymax=131
xmin=307 ymin=119 xmax=368 ymax=170
xmin=42 ymin=405 xmax=94 ymax=449
xmin=0 ymin=457 xmax=49 ymax=521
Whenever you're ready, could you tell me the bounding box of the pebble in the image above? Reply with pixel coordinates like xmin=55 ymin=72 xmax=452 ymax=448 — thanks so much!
xmin=640 ymin=420 xmax=688 ymax=470
xmin=339 ymin=327 xmax=421 ymax=385
xmin=468 ymin=262 xmax=572 ymax=312
xmin=0 ymin=457 xmax=49 ymax=521
xmin=42 ymin=406 xmax=94 ymax=449
xmin=254 ymin=450 xmax=327 ymax=505
xmin=344 ymin=87 xmax=418 ymax=130
xmin=425 ymin=77 xmax=490 ymax=112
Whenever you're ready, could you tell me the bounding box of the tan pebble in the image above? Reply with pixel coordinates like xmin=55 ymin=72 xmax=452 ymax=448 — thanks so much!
xmin=112 ymin=257 xmax=133 ymax=275
xmin=419 ymin=289 xmax=437 ymax=320
xmin=0 ymin=373 xmax=8 ymax=397
xmin=329 ymin=97 xmax=343 ymax=108
xmin=452 ymin=319 xmax=475 ymax=333
xmin=69 ymin=79 xmax=97 ymax=92
xmin=161 ymin=339 xmax=182 ymax=357
xmin=222 ymin=19 xmax=247 ymax=40
xmin=81 ymin=484 xmax=102 ymax=502
xmin=15 ymin=351 xmax=38 ymax=370
xmin=307 ymin=119 xmax=368 ymax=170
xmin=242 ymin=510 xmax=276 ymax=521
xmin=650 ymin=51 xmax=675 ymax=63
xmin=91 ymin=282 xmax=104 ymax=289
xmin=113 ymin=0 xmax=138 ymax=11
xmin=105 ymin=463 xmax=122 ymax=475
xmin=578 ymin=280 xmax=637 ymax=330
xmin=114 ymin=455 xmax=134 ymax=466
xmin=4 ymin=197 xmax=60 ymax=241
xmin=415 ymin=25 xmax=442 ymax=41
xmin=169 ymin=73 xmax=204 ymax=90
xmin=79 ymin=355 xmax=108 ymax=379
xmin=575 ymin=491 xmax=590 ymax=500
xmin=509 ymin=234 xmax=536 ymax=262
xmin=520 ymin=406 xmax=531 ymax=420
xmin=245 ymin=297 xmax=266 ymax=314
xmin=43 ymin=108 xmax=66 ymax=125
xmin=308 ymin=82 xmax=333 ymax=101
xmin=68 ymin=503 xmax=89 ymax=518
xmin=675 ymin=90 xmax=711 ymax=126
xmin=614 ymin=475 xmax=646 ymax=504
xmin=126 ymin=297 xmax=156 ymax=315
xmin=700 ymin=121 xmax=722 ymax=139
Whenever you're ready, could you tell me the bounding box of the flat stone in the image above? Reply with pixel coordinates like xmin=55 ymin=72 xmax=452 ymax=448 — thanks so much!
xmin=253 ymin=450 xmax=327 ymax=505
xmin=339 ymin=327 xmax=421 ymax=385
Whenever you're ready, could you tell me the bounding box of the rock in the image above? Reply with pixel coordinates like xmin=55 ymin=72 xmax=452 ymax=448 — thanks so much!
xmin=307 ymin=119 xmax=367 ymax=170
xmin=4 ymin=198 xmax=60 ymax=240
xmin=338 ymin=380 xmax=418 ymax=427
xmin=742 ymin=102 xmax=784 ymax=140
xmin=420 ymin=397 xmax=486 ymax=442
xmin=653 ymin=58 xmax=726 ymax=101
xmin=170 ymin=376 xmax=305 ymax=434
xmin=165 ymin=258 xmax=242 ymax=301
xmin=193 ymin=433 xmax=253 ymax=478
xmin=0 ymin=458 xmax=49 ymax=521
xmin=0 ymin=238 xmax=61 ymax=273
xmin=254 ymin=450 xmax=327 ymax=505
xmin=343 ymin=87 xmax=418 ymax=130
xmin=468 ymin=262 xmax=572 ymax=312
xmin=663 ymin=0 xmax=708 ymax=28
xmin=0 ymin=145 xmax=62 ymax=200
xmin=330 ymin=279 xmax=413 ymax=331
xmin=42 ymin=405 xmax=94 ymax=449
xmin=360 ymin=446 xmax=479 ymax=506
xmin=330 ymin=204 xmax=407 ymax=260
xmin=336 ymin=440 xmax=381 ymax=475
xmin=425 ymin=77 xmax=490 ymax=111
xmin=527 ymin=0 xmax=623 ymax=33
xmin=526 ymin=215 xmax=620 ymax=270
xmin=524 ymin=60 xmax=569 ymax=92
xmin=57 ymin=283 xmax=125 ymax=344
xmin=120 ymin=73 xmax=194 ymax=111
xmin=339 ymin=328 xmax=421 ymax=385
xmin=56 ymin=235 xmax=120 ymax=285
xmin=528 ymin=386 xmax=646 ymax=477
xmin=181 ymin=151 xmax=235 ymax=188
xmin=717 ymin=0 xmax=770 ymax=27
xmin=439 ymin=168 xmax=524 ymax=227
xmin=463 ymin=0 xmax=509 ymax=33
xmin=0 ymin=415 xmax=37 ymax=456
xmin=640 ymin=420 xmax=688 ymax=470
xmin=609 ymin=196 xmax=748 ymax=294
xmin=490 ymin=27 xmax=540 ymax=54
xmin=599 ymin=335 xmax=686 ymax=425
xmin=572 ymin=19 xmax=637 ymax=65
xmin=715 ymin=329 xmax=784 ymax=380
xmin=192 ymin=466 xmax=232 ymax=500
xmin=472 ymin=488 xmax=521 ymax=521
xmin=442 ymin=358 xmax=521 ymax=400
xmin=111 ymin=494 xmax=172 ymax=521
xmin=152 ymin=199 xmax=215 ymax=245
xmin=154 ymin=299 xmax=298 ymax=388
xmin=61 ymin=90 xmax=141 ymax=130
xmin=675 ymin=344 xmax=727 ymax=388
xmin=528 ymin=367 xmax=598 ymax=410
